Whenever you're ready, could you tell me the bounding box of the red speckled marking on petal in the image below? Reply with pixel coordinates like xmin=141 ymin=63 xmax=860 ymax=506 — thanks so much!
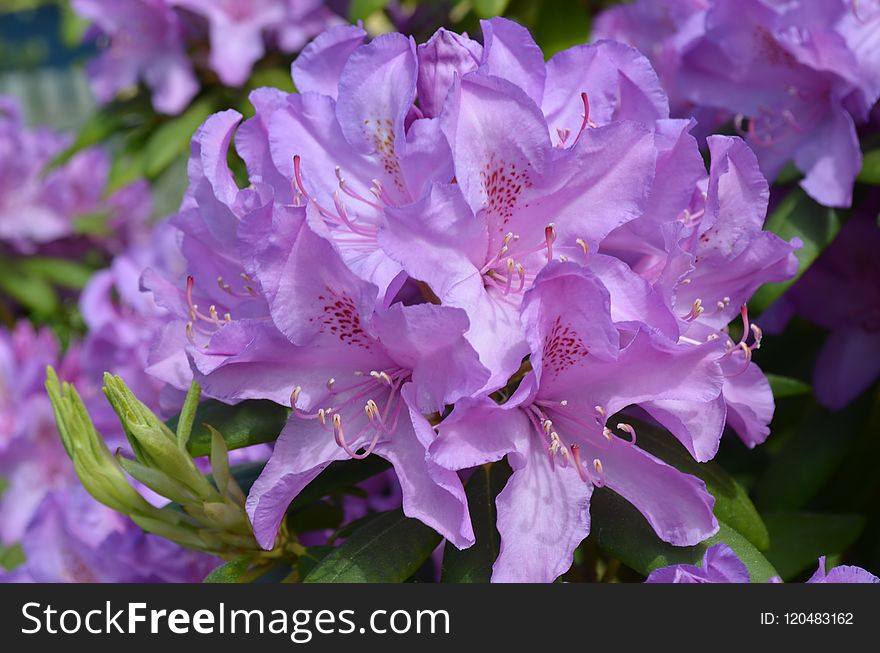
xmin=480 ymin=156 xmax=532 ymax=235
xmin=542 ymin=316 xmax=589 ymax=376
xmin=364 ymin=117 xmax=405 ymax=194
xmin=315 ymin=287 xmax=374 ymax=349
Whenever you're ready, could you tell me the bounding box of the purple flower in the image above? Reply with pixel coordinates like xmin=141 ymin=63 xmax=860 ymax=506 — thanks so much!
xmin=79 ymin=222 xmax=186 ymax=434
xmin=275 ymin=29 xmax=455 ymax=296
xmin=0 ymin=96 xmax=152 ymax=256
xmin=152 ymin=19 xmax=800 ymax=582
xmin=645 ymin=543 xmax=750 ymax=583
xmin=645 ymin=545 xmax=879 ymax=583
xmin=808 ymin=556 xmax=880 ymax=584
xmin=602 ymin=134 xmax=799 ymax=455
xmin=430 ymin=262 xmax=723 ymax=581
xmin=595 ymin=0 xmax=880 ymax=208
xmin=592 ymin=0 xmax=729 ymax=135
xmin=73 ymin=0 xmax=199 ymax=115
xmin=2 ymin=488 xmax=218 ymax=583
xmin=191 ymin=218 xmax=488 ymax=550
xmin=762 ymin=200 xmax=880 ymax=410
xmin=0 ymin=323 xmax=82 ymax=546
xmin=142 ymin=110 xmax=276 ymax=394
xmin=0 ymin=99 xmax=72 ymax=250
xmin=142 ymin=110 xmax=483 ymax=551
xmin=383 ymin=24 xmax=662 ymax=390
xmin=169 ymin=0 xmax=341 ymax=87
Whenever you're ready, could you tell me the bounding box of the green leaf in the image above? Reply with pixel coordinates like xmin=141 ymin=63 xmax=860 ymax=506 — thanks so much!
xmin=473 ymin=0 xmax=511 ymax=18
xmin=332 ymin=510 xmax=385 ymax=542
xmin=50 ymin=108 xmax=129 ymax=167
xmin=751 ymin=189 xmax=840 ymax=313
xmin=203 ymin=556 xmax=256 ymax=583
xmin=246 ymin=68 xmax=296 ymax=95
xmin=591 ymin=489 xmax=779 ymax=582
xmin=755 ymin=401 xmax=868 ymax=511
xmin=857 ymin=149 xmax=880 ymax=185
xmin=17 ymin=257 xmax=95 ymax=290
xmin=142 ymin=97 xmax=217 ymax=178
xmin=532 ymin=0 xmax=591 ymax=58
xmin=165 ymin=399 xmax=290 ymax=458
xmin=59 ymin=2 xmax=90 ymax=48
xmin=763 ymin=512 xmax=865 ymax=581
xmin=303 ymin=509 xmax=441 ymax=583
xmin=633 ymin=420 xmax=770 ymax=550
xmin=175 ymin=381 xmax=202 ymax=451
xmin=0 ymin=543 xmax=25 ymax=572
xmin=348 ymin=0 xmax=389 ymax=21
xmin=442 ymin=462 xmax=510 ymax=582
xmin=773 ymin=161 xmax=802 ymax=185
xmin=766 ymin=374 xmax=811 ymax=399
xmin=0 ymin=260 xmax=58 ymax=316
xmin=297 ymin=546 xmax=335 ymax=579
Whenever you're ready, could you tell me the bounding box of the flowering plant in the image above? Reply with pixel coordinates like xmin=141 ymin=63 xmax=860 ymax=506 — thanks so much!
xmin=1 ymin=1 xmax=878 ymax=584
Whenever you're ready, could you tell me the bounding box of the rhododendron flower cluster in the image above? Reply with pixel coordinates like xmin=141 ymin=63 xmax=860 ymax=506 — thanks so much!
xmin=143 ymin=18 xmax=800 ymax=582
xmin=73 ymin=0 xmax=343 ymax=114
xmin=595 ymin=0 xmax=880 ymax=208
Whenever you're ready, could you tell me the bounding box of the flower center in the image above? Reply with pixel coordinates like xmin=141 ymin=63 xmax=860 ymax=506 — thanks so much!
xmin=290 ymin=367 xmax=410 ymax=460
xmin=291 ymin=154 xmax=386 ymax=243
xmin=479 ymin=224 xmax=560 ymax=296
xmin=524 ymin=400 xmax=639 ymax=488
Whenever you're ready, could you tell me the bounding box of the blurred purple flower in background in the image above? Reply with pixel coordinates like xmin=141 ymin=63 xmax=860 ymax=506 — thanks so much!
xmin=595 ymin=0 xmax=880 ymax=207
xmin=762 ymin=195 xmax=880 ymax=410
xmin=170 ymin=0 xmax=342 ymax=87
xmin=0 ymin=322 xmax=218 ymax=583
xmin=74 ymin=0 xmax=343 ymax=112
xmin=0 ymin=96 xmax=151 ymax=257
xmin=73 ymin=0 xmax=199 ymax=115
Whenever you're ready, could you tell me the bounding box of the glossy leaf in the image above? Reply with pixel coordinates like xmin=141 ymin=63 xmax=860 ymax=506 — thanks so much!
xmin=591 ymin=488 xmax=779 ymax=582
xmin=297 ymin=546 xmax=335 ymax=580
xmin=203 ymin=556 xmax=256 ymax=583
xmin=766 ymin=374 xmax=811 ymax=399
xmin=165 ymin=399 xmax=289 ymax=458
xmin=303 ymin=509 xmax=441 ymax=583
xmin=763 ymin=511 xmax=865 ymax=580
xmin=756 ymin=400 xmax=869 ymax=511
xmin=442 ymin=462 xmax=510 ymax=582
xmin=632 ymin=419 xmax=770 ymax=550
